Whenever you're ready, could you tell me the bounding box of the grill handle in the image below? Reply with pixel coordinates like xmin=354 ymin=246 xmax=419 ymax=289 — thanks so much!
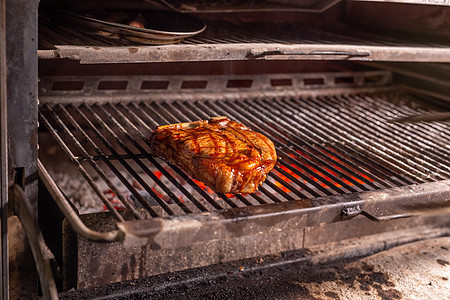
xmin=247 ymin=50 xmax=371 ymax=59
xmin=341 ymin=206 xmax=413 ymax=222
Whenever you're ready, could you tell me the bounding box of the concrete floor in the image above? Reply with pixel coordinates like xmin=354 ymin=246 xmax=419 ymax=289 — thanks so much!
xmin=302 ymin=236 xmax=450 ymax=300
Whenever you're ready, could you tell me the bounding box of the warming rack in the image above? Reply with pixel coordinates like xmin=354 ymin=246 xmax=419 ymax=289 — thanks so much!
xmin=37 ymin=19 xmax=450 ymax=63
xmin=37 ymin=71 xmax=450 ymax=248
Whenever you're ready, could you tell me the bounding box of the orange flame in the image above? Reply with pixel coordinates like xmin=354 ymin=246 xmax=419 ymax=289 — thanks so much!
xmin=193 ymin=179 xmax=215 ymax=194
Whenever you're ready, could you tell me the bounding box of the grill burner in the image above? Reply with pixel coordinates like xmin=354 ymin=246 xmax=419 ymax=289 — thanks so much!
xmin=39 ymin=89 xmax=450 ymax=222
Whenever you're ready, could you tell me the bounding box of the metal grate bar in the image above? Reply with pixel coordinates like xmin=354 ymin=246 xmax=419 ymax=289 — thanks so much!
xmin=289 ymin=95 xmax=427 ymax=183
xmin=78 ymin=104 xmax=173 ymax=216
xmin=119 ymin=103 xmax=211 ymax=212
xmin=256 ymin=185 xmax=282 ymax=203
xmin=246 ymin=192 xmax=269 ymax=205
xmin=368 ymin=94 xmax=450 ymax=145
xmin=228 ymin=99 xmax=378 ymax=192
xmin=333 ymin=94 xmax=450 ymax=177
xmin=108 ymin=103 xmax=195 ymax=213
xmin=357 ymin=94 xmax=450 ymax=156
xmin=232 ymin=194 xmax=253 ymax=206
xmin=53 ymin=104 xmax=143 ymax=219
xmin=76 ymin=154 xmax=148 ymax=162
xmin=241 ymin=97 xmax=385 ymax=191
xmin=70 ymin=105 xmax=162 ymax=217
xmin=39 ymin=91 xmax=450 ymax=221
xmin=314 ymin=95 xmax=450 ymax=178
xmin=273 ymin=164 xmax=326 ymax=198
xmin=273 ymin=97 xmax=419 ymax=185
xmin=91 ymin=104 xmax=181 ymax=215
xmin=344 ymin=94 xmax=450 ymax=160
xmin=205 ymin=99 xmax=358 ymax=194
xmin=268 ymin=171 xmax=310 ymax=199
xmin=297 ymin=96 xmax=445 ymax=182
xmin=265 ymin=97 xmax=414 ymax=187
xmin=62 ymin=132 xmax=159 ymax=215
xmin=182 ymin=100 xmax=335 ymax=197
xmin=140 ymin=102 xmax=226 ymax=210
xmin=38 ymin=109 xmax=126 ymax=221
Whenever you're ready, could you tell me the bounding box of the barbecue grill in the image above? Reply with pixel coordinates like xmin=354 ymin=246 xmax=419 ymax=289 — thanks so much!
xmin=1 ymin=0 xmax=450 ymax=299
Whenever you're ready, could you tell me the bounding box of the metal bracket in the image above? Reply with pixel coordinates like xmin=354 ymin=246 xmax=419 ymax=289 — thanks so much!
xmin=247 ymin=50 xmax=371 ymax=59
xmin=341 ymin=205 xmax=413 ymax=222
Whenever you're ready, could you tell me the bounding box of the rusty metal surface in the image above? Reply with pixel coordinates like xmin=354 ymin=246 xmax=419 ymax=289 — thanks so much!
xmin=70 ymin=212 xmax=449 ymax=290
xmin=117 ymin=180 xmax=450 ymax=249
xmin=0 ymin=0 xmax=8 ymax=297
xmin=6 ymin=0 xmax=39 ymax=213
xmin=10 ymin=185 xmax=58 ymax=300
xmin=72 ymin=218 xmax=305 ymax=290
xmin=38 ymin=71 xmax=393 ymax=104
xmin=7 ymin=216 xmax=37 ymax=299
xmin=61 ymin=235 xmax=450 ymax=299
xmin=38 ymin=44 xmax=450 ymax=64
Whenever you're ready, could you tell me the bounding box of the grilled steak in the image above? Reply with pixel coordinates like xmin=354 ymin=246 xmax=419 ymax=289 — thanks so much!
xmin=149 ymin=116 xmax=277 ymax=194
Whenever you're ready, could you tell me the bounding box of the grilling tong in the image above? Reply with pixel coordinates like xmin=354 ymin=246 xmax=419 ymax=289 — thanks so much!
xmin=389 ymin=111 xmax=450 ymax=123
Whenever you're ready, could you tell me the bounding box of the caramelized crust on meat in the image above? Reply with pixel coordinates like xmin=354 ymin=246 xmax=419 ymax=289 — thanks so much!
xmin=149 ymin=116 xmax=277 ymax=194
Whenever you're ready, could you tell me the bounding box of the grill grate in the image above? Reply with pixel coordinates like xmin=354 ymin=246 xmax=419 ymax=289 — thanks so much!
xmin=38 ymin=18 xmax=450 ymax=49
xmin=38 ymin=91 xmax=450 ymax=221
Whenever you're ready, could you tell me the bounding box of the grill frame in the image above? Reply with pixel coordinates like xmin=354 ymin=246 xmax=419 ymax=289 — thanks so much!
xmin=3 ymin=1 xmax=450 ymax=298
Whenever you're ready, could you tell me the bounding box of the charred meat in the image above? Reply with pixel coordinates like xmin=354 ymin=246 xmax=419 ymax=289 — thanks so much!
xmin=149 ymin=117 xmax=277 ymax=194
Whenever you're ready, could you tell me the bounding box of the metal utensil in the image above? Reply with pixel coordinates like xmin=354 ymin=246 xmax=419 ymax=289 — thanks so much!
xmin=44 ymin=9 xmax=206 ymax=45
xmin=388 ymin=111 xmax=450 ymax=123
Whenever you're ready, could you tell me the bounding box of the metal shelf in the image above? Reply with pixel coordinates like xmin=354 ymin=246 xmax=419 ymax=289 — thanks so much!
xmin=37 ymin=20 xmax=450 ymax=63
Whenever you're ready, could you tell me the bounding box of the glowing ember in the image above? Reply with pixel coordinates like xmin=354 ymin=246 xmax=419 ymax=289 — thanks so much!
xmin=192 ymin=179 xmax=215 ymax=194
xmin=270 ymin=146 xmax=376 ymax=193
xmin=51 ymin=145 xmax=377 ymax=215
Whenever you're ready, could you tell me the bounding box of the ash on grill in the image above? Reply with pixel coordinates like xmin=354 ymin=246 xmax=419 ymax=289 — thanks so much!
xmin=41 ymin=148 xmax=257 ymax=214
xmin=39 ymin=134 xmax=202 ymax=213
xmin=47 ymin=169 xmax=191 ymax=214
